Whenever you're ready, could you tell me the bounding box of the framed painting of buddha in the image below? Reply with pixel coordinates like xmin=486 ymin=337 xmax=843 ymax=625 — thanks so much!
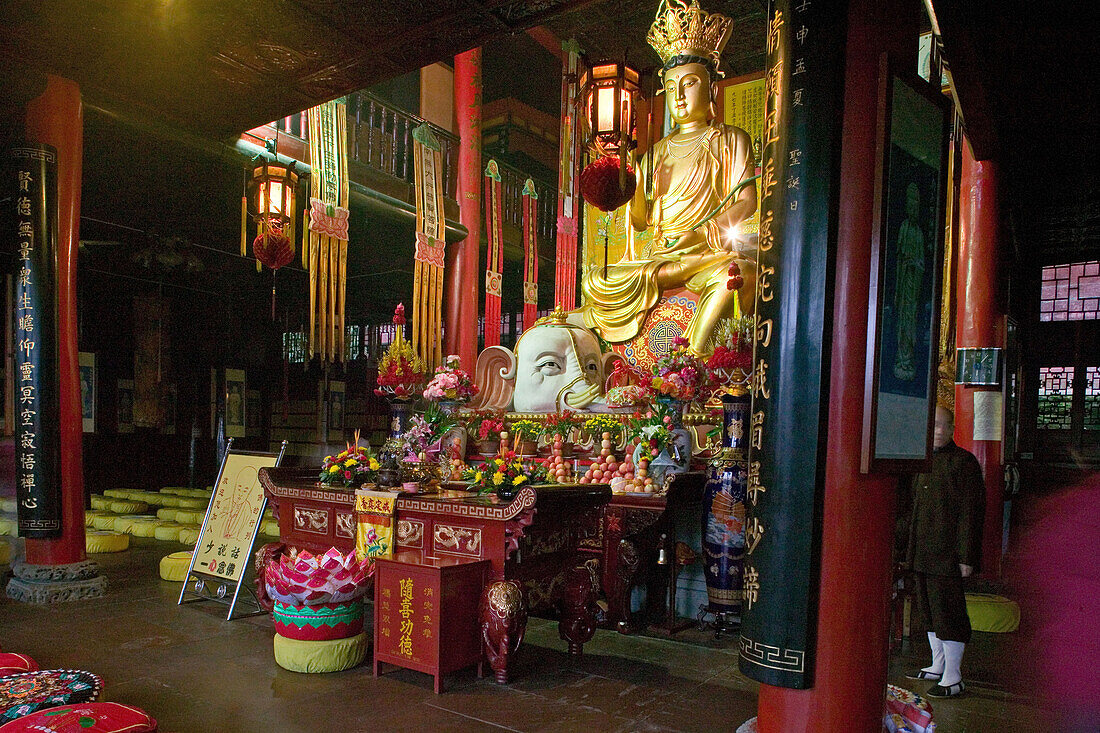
xmin=862 ymin=55 xmax=951 ymax=473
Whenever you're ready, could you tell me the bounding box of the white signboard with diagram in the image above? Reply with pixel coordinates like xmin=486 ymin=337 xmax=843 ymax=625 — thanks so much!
xmin=178 ymin=439 xmax=286 ymax=619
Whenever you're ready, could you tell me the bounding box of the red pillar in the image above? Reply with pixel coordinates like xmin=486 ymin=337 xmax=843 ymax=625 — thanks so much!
xmin=955 ymin=143 xmax=1004 ymax=576
xmin=444 ymin=49 xmax=482 ymax=372
xmin=23 ymin=76 xmax=86 ymax=566
xmin=756 ymin=0 xmax=912 ymax=729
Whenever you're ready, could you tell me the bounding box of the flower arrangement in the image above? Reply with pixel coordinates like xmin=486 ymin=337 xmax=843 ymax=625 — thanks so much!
xmin=542 ymin=411 xmax=584 ymax=440
xmin=463 ymin=452 xmax=547 ymax=495
xmin=464 ymin=408 xmax=505 ymax=442
xmin=706 ymin=316 xmax=754 ymax=389
xmin=374 ymin=304 xmax=424 ymax=399
xmin=509 ymin=419 xmax=542 ymax=441
xmin=319 ymin=432 xmax=380 ymax=487
xmin=624 ymin=409 xmax=678 ymax=459
xmin=402 ymin=402 xmax=457 ymax=458
xmin=423 ymin=354 xmax=479 ymax=403
xmin=583 ymin=414 xmax=624 ymax=441
xmin=650 ymin=336 xmax=709 ymax=403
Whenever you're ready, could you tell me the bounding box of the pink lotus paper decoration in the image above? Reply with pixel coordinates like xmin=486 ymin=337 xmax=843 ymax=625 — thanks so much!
xmin=264 ymin=547 xmax=374 ymax=606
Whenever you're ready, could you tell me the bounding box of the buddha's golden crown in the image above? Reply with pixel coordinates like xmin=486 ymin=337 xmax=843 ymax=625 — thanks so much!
xmin=647 ymin=0 xmax=733 ymax=72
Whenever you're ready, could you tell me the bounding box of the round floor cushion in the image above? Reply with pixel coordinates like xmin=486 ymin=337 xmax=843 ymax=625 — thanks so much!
xmin=89 ymin=496 xmax=112 ymax=511
xmin=101 ymin=489 xmax=130 ymax=500
xmin=0 ymin=517 xmax=15 ymax=538
xmin=174 ymin=498 xmax=209 ymax=510
xmin=86 ymin=531 xmax=129 ymax=554
xmin=0 ymin=499 xmax=15 ymax=514
xmin=0 ymin=670 xmax=102 ymax=723
xmin=0 ymin=653 xmax=38 ymax=677
xmin=111 ymin=516 xmax=157 ymax=535
xmin=106 ymin=500 xmax=148 ymax=515
xmin=177 ymin=528 xmax=200 ymax=546
xmin=172 ymin=510 xmax=205 ymax=526
xmin=154 ymin=508 xmax=178 ymax=522
xmin=0 ymin=702 xmax=156 ymax=732
xmin=965 ymin=592 xmax=1021 ymax=633
xmin=153 ymin=523 xmax=187 ymax=542
xmin=90 ymin=515 xmax=119 ymax=531
xmin=0 ymin=542 xmax=11 ymax=565
xmin=272 ymin=632 xmax=368 ymax=673
xmin=260 ymin=519 xmax=280 ymax=537
xmin=84 ymin=510 xmax=108 ymax=528
xmin=159 ymin=551 xmax=192 ymax=582
xmin=130 ymin=520 xmax=167 ymax=538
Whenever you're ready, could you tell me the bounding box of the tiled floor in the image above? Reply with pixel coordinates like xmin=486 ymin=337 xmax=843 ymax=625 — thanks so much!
xmin=0 ymin=538 xmax=1058 ymax=732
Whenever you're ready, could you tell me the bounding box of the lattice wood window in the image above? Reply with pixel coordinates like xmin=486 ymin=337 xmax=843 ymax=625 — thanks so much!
xmin=1040 ymin=260 xmax=1100 ymax=322
xmin=1038 ymin=366 xmax=1074 ymax=430
xmin=1085 ymin=366 xmax=1100 ymax=432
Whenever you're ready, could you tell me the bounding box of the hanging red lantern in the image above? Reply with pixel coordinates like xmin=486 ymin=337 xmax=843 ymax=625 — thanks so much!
xmin=580 ymin=154 xmax=637 ymax=212
xmin=253 ymin=227 xmax=294 ymax=270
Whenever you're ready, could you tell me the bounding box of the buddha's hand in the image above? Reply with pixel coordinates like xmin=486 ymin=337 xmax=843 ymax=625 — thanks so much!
xmin=664 ymin=229 xmax=706 ymax=254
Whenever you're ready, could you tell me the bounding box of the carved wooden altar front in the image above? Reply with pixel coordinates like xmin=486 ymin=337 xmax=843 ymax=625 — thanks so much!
xmin=259 ymin=468 xmax=611 ymax=683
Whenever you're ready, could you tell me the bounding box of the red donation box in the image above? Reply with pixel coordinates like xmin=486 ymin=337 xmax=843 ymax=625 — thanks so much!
xmin=373 ymin=550 xmax=490 ymax=693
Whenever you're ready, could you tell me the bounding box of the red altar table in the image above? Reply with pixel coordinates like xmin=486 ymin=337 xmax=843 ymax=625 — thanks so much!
xmin=259 ymin=468 xmax=611 ymax=683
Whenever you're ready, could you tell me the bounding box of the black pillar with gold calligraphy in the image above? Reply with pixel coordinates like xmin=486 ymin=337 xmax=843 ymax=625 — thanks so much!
xmin=10 ymin=143 xmax=62 ymax=537
xmin=738 ymin=0 xmax=847 ymax=689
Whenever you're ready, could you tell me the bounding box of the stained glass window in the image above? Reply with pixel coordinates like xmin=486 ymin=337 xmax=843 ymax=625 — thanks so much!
xmin=1037 ymin=366 xmax=1074 ymax=430
xmin=1085 ymin=366 xmax=1100 ymax=431
xmin=1039 ymin=260 xmax=1100 ymax=322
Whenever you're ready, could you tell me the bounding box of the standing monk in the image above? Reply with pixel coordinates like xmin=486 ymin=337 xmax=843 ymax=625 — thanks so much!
xmin=580 ymin=0 xmax=758 ymax=358
xmin=905 ymin=405 xmax=985 ymax=697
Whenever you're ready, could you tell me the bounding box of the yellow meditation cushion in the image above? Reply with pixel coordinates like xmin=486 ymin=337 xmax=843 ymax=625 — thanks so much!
xmin=260 ymin=519 xmax=280 ymax=537
xmin=0 ymin=540 xmax=12 ymax=564
xmin=159 ymin=551 xmax=192 ymax=581
xmin=177 ymin=528 xmax=200 ymax=546
xmin=0 ymin=498 xmax=16 ymax=513
xmin=174 ymin=497 xmax=209 ymax=510
xmin=173 ymin=510 xmax=206 ymax=526
xmin=102 ymin=489 xmax=131 ymax=499
xmin=85 ymin=509 xmax=107 ymax=527
xmin=0 ymin=517 xmax=15 ymax=537
xmin=91 ymin=514 xmax=119 ymax=531
xmin=129 ymin=518 xmax=167 ymax=537
xmin=89 ymin=495 xmax=113 ymax=510
xmin=272 ymin=632 xmax=368 ymax=673
xmin=159 ymin=487 xmax=190 ymax=496
xmin=965 ymin=592 xmax=1021 ymax=633
xmin=156 ymin=508 xmax=179 ymax=522
xmin=86 ymin=530 xmax=129 ymax=553
xmin=153 ymin=523 xmax=186 ymax=542
xmin=108 ymin=500 xmax=149 ymax=514
xmin=111 ymin=515 xmax=152 ymax=534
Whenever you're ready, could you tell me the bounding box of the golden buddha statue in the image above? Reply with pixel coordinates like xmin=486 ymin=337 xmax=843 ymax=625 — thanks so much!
xmin=579 ymin=0 xmax=758 ymax=357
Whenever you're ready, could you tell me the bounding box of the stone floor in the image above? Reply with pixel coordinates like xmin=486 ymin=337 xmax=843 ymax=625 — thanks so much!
xmin=0 ymin=538 xmax=1061 ymax=732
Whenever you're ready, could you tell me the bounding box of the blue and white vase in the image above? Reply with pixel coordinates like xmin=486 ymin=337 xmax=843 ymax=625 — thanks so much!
xmin=701 ymin=389 xmax=749 ymax=635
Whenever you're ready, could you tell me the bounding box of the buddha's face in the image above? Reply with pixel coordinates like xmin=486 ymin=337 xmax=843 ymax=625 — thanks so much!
xmin=663 ymin=62 xmax=712 ymax=127
xmin=512 ymin=324 xmax=603 ymax=413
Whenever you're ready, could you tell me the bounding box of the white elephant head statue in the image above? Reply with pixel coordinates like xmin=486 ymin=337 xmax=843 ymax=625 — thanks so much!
xmin=471 ymin=307 xmax=621 ymax=413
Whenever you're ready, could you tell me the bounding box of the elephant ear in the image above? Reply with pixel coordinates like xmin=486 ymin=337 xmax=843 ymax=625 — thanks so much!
xmin=470 ymin=346 xmax=516 ymax=411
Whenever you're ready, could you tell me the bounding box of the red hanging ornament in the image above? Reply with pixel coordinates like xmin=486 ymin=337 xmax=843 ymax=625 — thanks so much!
xmin=253 ymin=228 xmax=294 ymax=270
xmin=580 ymin=155 xmax=637 ymax=212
